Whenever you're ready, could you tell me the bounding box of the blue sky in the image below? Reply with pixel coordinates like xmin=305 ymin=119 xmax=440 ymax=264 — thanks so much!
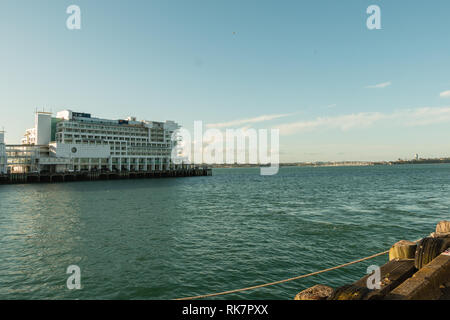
xmin=1 ymin=0 xmax=450 ymax=161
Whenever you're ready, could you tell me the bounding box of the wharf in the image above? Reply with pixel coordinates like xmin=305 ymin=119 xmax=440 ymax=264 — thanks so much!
xmin=295 ymin=220 xmax=450 ymax=300
xmin=0 ymin=167 xmax=212 ymax=184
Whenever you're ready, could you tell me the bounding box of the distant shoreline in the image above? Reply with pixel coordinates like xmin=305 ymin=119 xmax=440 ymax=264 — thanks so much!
xmin=209 ymin=158 xmax=450 ymax=169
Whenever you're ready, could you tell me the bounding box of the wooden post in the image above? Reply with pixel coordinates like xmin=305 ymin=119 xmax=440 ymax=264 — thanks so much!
xmin=389 ymin=240 xmax=417 ymax=261
xmin=436 ymin=220 xmax=450 ymax=234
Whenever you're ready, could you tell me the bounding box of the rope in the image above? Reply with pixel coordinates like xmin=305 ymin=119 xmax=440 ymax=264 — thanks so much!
xmin=174 ymin=249 xmax=389 ymax=300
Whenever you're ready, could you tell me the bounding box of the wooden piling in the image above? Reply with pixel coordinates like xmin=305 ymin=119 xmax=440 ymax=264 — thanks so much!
xmin=0 ymin=167 xmax=212 ymax=185
xmin=389 ymin=240 xmax=417 ymax=261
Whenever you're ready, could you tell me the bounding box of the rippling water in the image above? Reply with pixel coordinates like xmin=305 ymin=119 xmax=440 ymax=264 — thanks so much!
xmin=1 ymin=164 xmax=449 ymax=299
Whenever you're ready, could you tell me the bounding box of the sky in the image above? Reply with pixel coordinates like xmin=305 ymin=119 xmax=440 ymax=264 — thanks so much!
xmin=1 ymin=0 xmax=450 ymax=162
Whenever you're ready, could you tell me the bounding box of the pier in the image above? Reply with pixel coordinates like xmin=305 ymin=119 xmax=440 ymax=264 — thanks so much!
xmin=0 ymin=167 xmax=212 ymax=184
xmin=294 ymin=220 xmax=450 ymax=300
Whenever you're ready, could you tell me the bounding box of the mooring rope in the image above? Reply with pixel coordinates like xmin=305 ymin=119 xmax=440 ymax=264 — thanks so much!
xmin=174 ymin=249 xmax=390 ymax=300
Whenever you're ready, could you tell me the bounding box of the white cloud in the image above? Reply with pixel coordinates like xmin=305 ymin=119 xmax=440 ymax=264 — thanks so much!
xmin=440 ymin=90 xmax=450 ymax=98
xmin=404 ymin=106 xmax=450 ymax=126
xmin=206 ymin=113 xmax=292 ymax=128
xmin=365 ymin=81 xmax=391 ymax=89
xmin=276 ymin=106 xmax=450 ymax=135
xmin=276 ymin=112 xmax=387 ymax=135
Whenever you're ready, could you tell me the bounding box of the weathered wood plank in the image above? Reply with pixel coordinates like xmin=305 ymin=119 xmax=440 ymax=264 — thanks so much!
xmin=385 ymin=251 xmax=450 ymax=300
xmin=330 ymin=259 xmax=416 ymax=300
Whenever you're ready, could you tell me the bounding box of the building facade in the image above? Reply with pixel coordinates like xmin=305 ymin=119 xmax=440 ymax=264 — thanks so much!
xmin=8 ymin=110 xmax=182 ymax=174
xmin=0 ymin=131 xmax=7 ymax=174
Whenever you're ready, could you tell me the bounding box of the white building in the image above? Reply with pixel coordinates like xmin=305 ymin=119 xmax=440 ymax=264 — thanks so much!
xmin=15 ymin=110 xmax=181 ymax=173
xmin=0 ymin=131 xmax=7 ymax=174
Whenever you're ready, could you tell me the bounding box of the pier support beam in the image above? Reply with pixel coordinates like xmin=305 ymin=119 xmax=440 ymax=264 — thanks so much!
xmin=329 ymin=260 xmax=416 ymax=300
xmin=1 ymin=166 xmax=211 ymax=184
xmin=386 ymin=252 xmax=450 ymax=300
